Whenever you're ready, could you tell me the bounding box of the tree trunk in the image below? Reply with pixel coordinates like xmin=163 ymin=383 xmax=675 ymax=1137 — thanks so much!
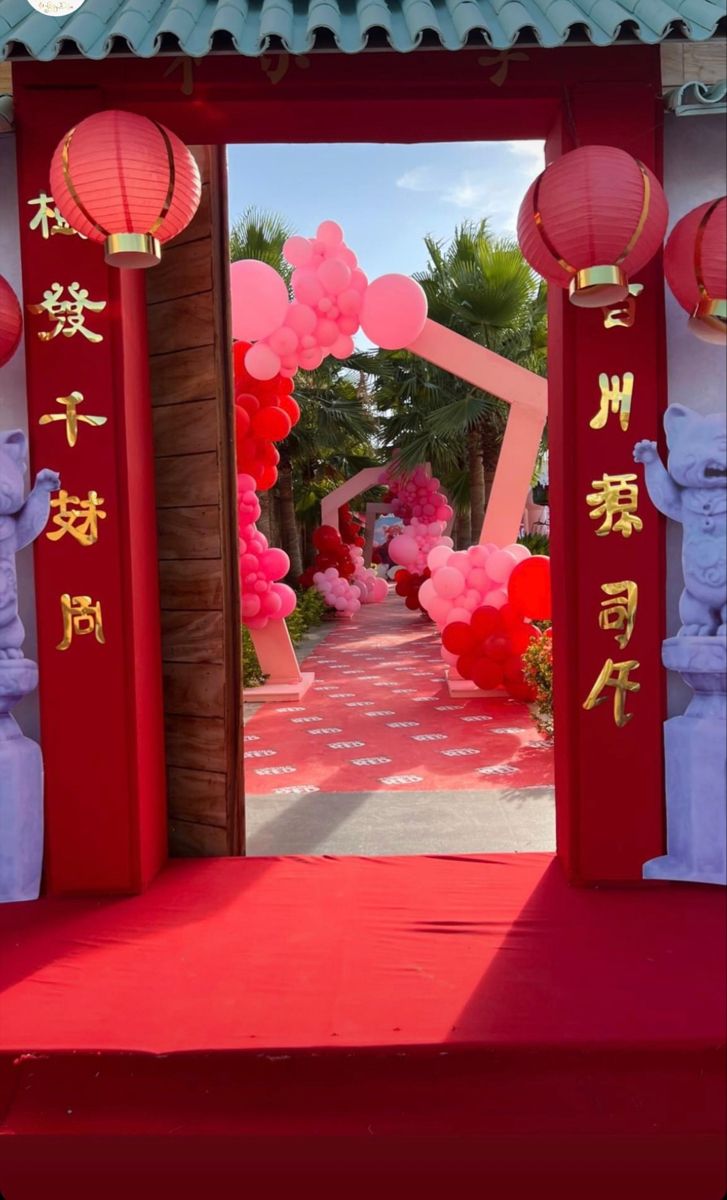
xmin=276 ymin=460 xmax=303 ymax=581
xmin=455 ymin=506 xmax=471 ymax=550
xmin=468 ymin=426 xmax=486 ymax=543
xmin=257 ymin=488 xmax=272 ymax=542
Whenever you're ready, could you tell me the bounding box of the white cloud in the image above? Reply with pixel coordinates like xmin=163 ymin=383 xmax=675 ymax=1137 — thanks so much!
xmin=394 ymin=141 xmax=545 ymax=234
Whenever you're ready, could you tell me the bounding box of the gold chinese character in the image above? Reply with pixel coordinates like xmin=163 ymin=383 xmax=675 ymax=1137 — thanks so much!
xmin=602 ymin=284 xmax=644 ymax=329
xmin=589 ymin=373 xmax=635 ymax=432
xmin=38 ymin=392 xmax=107 ymax=448
xmin=586 ymin=474 xmax=643 ymax=538
xmin=27 ymin=282 xmax=106 ymax=343
xmin=599 ymin=581 xmax=638 ymax=649
xmin=57 ymin=594 xmax=106 ymax=651
xmin=477 ymin=50 xmax=529 ymax=87
xmin=583 ymin=658 xmax=640 ymax=727
xmin=27 ymin=192 xmax=79 ymax=240
xmin=47 ymin=489 xmax=107 ymax=547
xmin=260 ymin=53 xmax=310 ymax=86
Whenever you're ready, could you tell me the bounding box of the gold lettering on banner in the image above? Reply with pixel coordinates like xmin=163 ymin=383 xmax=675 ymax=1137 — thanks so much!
xmin=57 ymin=594 xmax=106 ymax=651
xmin=47 ymin=490 xmax=107 ymax=547
xmin=28 ymin=283 xmax=106 ymax=343
xmin=590 ymin=373 xmax=635 ymax=433
xmin=477 ymin=51 xmax=529 ymax=87
xmin=27 ymin=192 xmax=81 ymax=240
xmin=602 ymin=284 xmax=644 ymax=329
xmin=38 ymin=392 xmax=107 ymax=448
xmin=598 ymin=581 xmax=638 ymax=649
xmin=260 ymin=53 xmax=311 ymax=86
xmin=586 ymin=474 xmax=643 ymax=538
xmin=583 ymin=658 xmax=641 ymax=727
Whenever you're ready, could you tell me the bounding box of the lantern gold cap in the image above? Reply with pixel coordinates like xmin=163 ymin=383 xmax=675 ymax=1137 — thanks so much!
xmin=689 ymin=298 xmax=727 ymax=345
xmin=104 ymin=233 xmax=161 ymax=269
xmin=568 ymin=266 xmax=628 ymax=309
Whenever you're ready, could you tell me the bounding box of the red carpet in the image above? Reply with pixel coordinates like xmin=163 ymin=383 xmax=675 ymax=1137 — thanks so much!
xmin=245 ymin=593 xmax=553 ymax=794
xmin=0 ymin=854 xmax=724 ymax=1197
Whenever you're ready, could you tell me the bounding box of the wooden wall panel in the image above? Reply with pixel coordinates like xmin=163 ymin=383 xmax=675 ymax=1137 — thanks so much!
xmin=147 ymin=144 xmax=243 ymax=857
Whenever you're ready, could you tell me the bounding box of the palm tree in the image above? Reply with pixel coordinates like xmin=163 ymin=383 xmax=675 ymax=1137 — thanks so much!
xmin=229 ymin=206 xmax=293 ymax=280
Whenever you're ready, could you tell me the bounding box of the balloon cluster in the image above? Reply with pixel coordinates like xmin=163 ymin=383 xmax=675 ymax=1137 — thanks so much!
xmin=234 ymin=342 xmax=301 ymax=492
xmin=339 ymin=502 xmax=365 ymax=548
xmin=350 ymin=545 xmax=388 ymax=605
xmin=238 ymin=474 xmax=297 ymax=630
xmin=300 ymin=525 xmax=357 ymax=588
xmin=394 ymin=568 xmax=432 ymax=613
xmin=230 ymin=221 xmax=429 ymax=381
xmin=301 ymin=524 xmax=386 ymax=611
xmin=442 ymin=605 xmax=537 ymax=700
xmin=419 ymin=542 xmax=534 ymax=628
xmin=313 ymin=567 xmax=363 ymax=616
xmin=384 ymin=465 xmax=453 ymax=525
xmin=389 ymin=517 xmax=452 ymax=576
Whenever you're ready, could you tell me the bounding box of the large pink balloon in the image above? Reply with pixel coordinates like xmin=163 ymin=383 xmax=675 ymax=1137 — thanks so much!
xmin=245 ymin=341 xmax=281 ymax=381
xmin=276 ymin=584 xmax=297 ymax=620
xmin=427 ymin=544 xmax=452 ymax=571
xmin=360 ymin=275 xmax=428 ymax=350
xmin=231 ymin=260 xmax=289 ymax=342
xmin=389 ymin=534 xmax=418 ymax=565
xmin=432 ymin=567 xmax=465 ymax=599
xmin=487 ymin=549 xmax=518 ymax=583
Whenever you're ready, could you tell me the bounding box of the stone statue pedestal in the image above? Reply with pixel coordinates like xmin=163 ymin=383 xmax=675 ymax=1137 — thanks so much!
xmin=0 ymin=659 xmax=44 ymax=903
xmin=644 ymin=637 xmax=726 ymax=887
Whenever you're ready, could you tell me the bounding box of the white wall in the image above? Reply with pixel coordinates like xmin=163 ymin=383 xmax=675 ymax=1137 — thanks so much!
xmin=663 ymin=113 xmax=727 ymax=715
xmin=0 ymin=132 xmax=40 ymax=740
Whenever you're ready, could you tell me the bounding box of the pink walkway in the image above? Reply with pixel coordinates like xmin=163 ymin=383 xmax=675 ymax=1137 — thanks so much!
xmin=245 ymin=593 xmax=554 ymax=796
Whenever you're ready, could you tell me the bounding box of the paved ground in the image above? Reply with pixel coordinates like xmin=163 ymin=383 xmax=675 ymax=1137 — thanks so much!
xmin=245 ymin=592 xmax=555 ymax=856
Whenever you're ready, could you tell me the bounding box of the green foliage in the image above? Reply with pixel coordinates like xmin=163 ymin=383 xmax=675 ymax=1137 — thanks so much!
xmin=242 ymin=588 xmax=327 ymax=690
xmin=522 ymin=629 xmax=554 ymax=739
xmin=518 ymin=531 xmax=550 ymax=555
xmin=229 ymin=206 xmax=293 ymax=282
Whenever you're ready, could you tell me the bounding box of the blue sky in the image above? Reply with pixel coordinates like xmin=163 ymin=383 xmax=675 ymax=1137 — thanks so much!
xmin=227 ymin=140 xmax=544 ymax=286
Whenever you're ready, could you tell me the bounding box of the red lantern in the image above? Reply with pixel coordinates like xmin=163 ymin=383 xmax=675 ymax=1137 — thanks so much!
xmin=517 ymin=145 xmax=668 ymax=308
xmin=664 ymin=197 xmax=726 ymax=345
xmin=0 ymin=275 xmax=22 ymax=367
xmin=50 ymin=111 xmax=201 ymax=269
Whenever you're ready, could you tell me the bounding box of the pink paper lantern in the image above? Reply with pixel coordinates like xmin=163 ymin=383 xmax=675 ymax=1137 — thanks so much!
xmin=664 ymin=197 xmax=726 ymax=344
xmin=0 ymin=275 xmax=22 ymax=367
xmin=517 ymin=145 xmax=668 ymax=308
xmin=50 ymin=110 xmax=201 ymax=269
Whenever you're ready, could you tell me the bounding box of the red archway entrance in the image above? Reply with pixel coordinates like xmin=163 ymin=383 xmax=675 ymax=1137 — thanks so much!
xmin=14 ymin=45 xmax=668 ymax=891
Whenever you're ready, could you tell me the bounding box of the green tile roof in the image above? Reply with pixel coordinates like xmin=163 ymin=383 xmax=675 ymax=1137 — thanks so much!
xmin=1 ymin=0 xmax=725 ymax=61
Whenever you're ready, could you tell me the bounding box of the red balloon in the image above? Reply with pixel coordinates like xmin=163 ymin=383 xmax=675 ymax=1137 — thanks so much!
xmin=508 ymin=621 xmax=535 ymax=656
xmin=503 ymin=657 xmax=537 ymax=702
xmin=279 ymin=395 xmax=301 ymax=425
xmin=471 ymin=658 xmax=504 ymax=691
xmin=257 ymin=464 xmax=278 ymax=492
xmin=507 ymin=556 xmax=551 ymax=622
xmin=483 ymin=633 xmax=511 ymax=663
xmin=313 ymin=526 xmax=341 ymax=551
xmin=443 ymin=622 xmax=475 ymax=656
xmin=261 ymin=443 xmax=280 ymax=466
xmin=456 ymin=650 xmax=480 ymax=682
xmin=252 ymin=407 xmax=292 ymax=441
xmin=405 ymin=594 xmax=420 ymax=610
xmin=470 ymin=606 xmax=502 ymax=640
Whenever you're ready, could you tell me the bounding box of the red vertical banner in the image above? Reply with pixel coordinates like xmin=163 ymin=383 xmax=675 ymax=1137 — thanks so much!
xmin=15 ymin=88 xmax=167 ymax=894
xmin=548 ymin=84 xmax=668 ymax=883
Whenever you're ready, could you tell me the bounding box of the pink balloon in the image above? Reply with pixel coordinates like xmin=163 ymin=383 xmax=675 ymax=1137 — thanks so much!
xmin=331 ymin=334 xmax=355 ymax=359
xmin=427 ymin=544 xmax=452 ymax=571
xmin=283 ymin=236 xmax=313 ymax=268
xmin=276 ymin=584 xmax=297 ymax=619
xmin=338 ymin=315 xmax=359 ymax=336
xmin=361 ymin=275 xmax=428 ymax=350
xmin=268 ymin=326 xmax=298 ymax=356
xmin=318 ymin=258 xmax=351 ymax=295
xmin=483 ymin=588 xmax=508 ymax=609
xmin=293 ymin=269 xmax=324 ymax=307
xmin=261 ymin=547 xmax=290 ymax=579
xmin=427 ymin=596 xmax=453 ymax=625
xmin=315 ymin=318 xmax=339 ymax=347
xmin=467 ymin=567 xmax=490 ymax=594
xmin=445 ymin=607 xmax=471 ymax=625
xmin=231 ymin=260 xmax=289 ymax=343
xmin=487 ymin=549 xmax=518 ymax=583
xmin=350 ymin=269 xmax=369 ymax=293
xmin=338 ymin=289 xmax=362 ymax=316
xmin=242 ymin=593 xmax=261 ymax=619
xmin=299 ymin=346 xmax=324 ymax=371
xmin=317 ymin=220 xmax=344 ymax=246
xmin=245 ymin=342 xmax=282 ymax=381
xmin=371 ymin=577 xmax=388 ymax=603
xmin=432 ymin=567 xmax=465 ymax=599
xmin=505 ymin=542 xmax=532 ymax=563
xmin=389 ymin=534 xmax=418 ymax=565
xmin=285 ymin=303 xmax=317 ymax=336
